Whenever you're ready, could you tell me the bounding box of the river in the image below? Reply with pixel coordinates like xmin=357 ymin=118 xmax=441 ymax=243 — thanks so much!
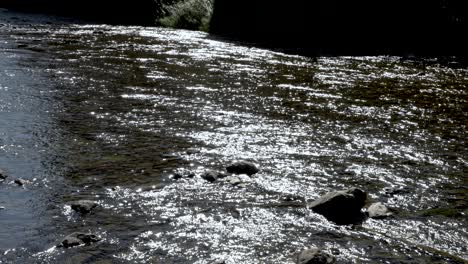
xmin=0 ymin=9 xmax=467 ymax=264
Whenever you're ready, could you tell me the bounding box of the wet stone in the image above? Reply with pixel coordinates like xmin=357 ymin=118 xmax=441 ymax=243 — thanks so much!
xmin=383 ymin=186 xmax=409 ymax=197
xmin=297 ymin=248 xmax=336 ymax=264
xmin=226 ymin=160 xmax=259 ymax=176
xmin=172 ymin=168 xmax=195 ymax=180
xmin=14 ymin=178 xmax=27 ymax=186
xmin=58 ymin=232 xmax=100 ymax=248
xmin=201 ymin=170 xmax=225 ymax=182
xmin=367 ymin=202 xmax=392 ymax=219
xmin=186 ymin=148 xmax=200 ymax=155
xmin=70 ymin=200 xmax=98 ymax=214
xmin=308 ymin=188 xmax=367 ymax=225
xmin=225 ymin=176 xmax=242 ymax=186
xmin=0 ymin=169 xmax=7 ymax=180
xmin=230 ymin=207 xmax=241 ymax=219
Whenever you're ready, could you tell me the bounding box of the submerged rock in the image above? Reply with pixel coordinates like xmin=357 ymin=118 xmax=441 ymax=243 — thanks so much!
xmin=201 ymin=170 xmax=219 ymax=182
xmin=382 ymin=186 xmax=410 ymax=197
xmin=70 ymin=200 xmax=98 ymax=214
xmin=367 ymin=202 xmax=392 ymax=219
xmin=226 ymin=161 xmax=259 ymax=176
xmin=58 ymin=232 xmax=100 ymax=248
xmin=172 ymin=168 xmax=195 ymax=180
xmin=186 ymin=148 xmax=201 ymax=155
xmin=201 ymin=170 xmax=226 ymax=182
xmin=0 ymin=169 xmax=7 ymax=180
xmin=14 ymin=178 xmax=27 ymax=186
xmin=172 ymin=168 xmax=196 ymax=180
xmin=308 ymin=188 xmax=367 ymax=225
xmin=297 ymin=248 xmax=336 ymax=264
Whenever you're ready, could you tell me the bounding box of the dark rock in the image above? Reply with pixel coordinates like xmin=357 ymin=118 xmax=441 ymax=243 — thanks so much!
xmin=297 ymin=248 xmax=336 ymax=264
xmin=186 ymin=148 xmax=200 ymax=155
xmin=308 ymin=188 xmax=367 ymax=225
xmin=201 ymin=170 xmax=219 ymax=182
xmin=172 ymin=173 xmax=183 ymax=180
xmin=58 ymin=234 xmax=82 ymax=248
xmin=383 ymin=186 xmax=409 ymax=196
xmin=58 ymin=232 xmax=100 ymax=248
xmin=0 ymin=169 xmax=7 ymax=180
xmin=172 ymin=168 xmax=195 ymax=180
xmin=14 ymin=178 xmax=27 ymax=186
xmin=226 ymin=161 xmax=259 ymax=176
xmin=367 ymin=202 xmax=392 ymax=219
xmin=330 ymin=248 xmax=340 ymax=255
xmin=70 ymin=200 xmax=98 ymax=214
xmin=230 ymin=207 xmax=241 ymax=219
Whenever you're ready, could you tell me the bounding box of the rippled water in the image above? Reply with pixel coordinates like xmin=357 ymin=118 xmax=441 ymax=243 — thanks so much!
xmin=1 ymin=9 xmax=467 ymax=264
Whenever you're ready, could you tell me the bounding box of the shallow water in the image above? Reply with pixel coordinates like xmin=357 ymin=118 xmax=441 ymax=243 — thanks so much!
xmin=0 ymin=9 xmax=467 ymax=264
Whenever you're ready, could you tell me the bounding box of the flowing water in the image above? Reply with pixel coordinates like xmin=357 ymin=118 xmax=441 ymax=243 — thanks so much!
xmin=0 ymin=9 xmax=467 ymax=264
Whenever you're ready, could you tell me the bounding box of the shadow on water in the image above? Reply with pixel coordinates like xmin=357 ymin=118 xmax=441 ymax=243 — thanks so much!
xmin=0 ymin=9 xmax=467 ymax=264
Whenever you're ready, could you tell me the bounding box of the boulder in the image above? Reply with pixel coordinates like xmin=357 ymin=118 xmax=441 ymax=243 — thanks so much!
xmin=70 ymin=200 xmax=98 ymax=214
xmin=226 ymin=161 xmax=259 ymax=176
xmin=58 ymin=232 xmax=100 ymax=248
xmin=367 ymin=202 xmax=392 ymax=219
xmin=297 ymin=248 xmax=336 ymax=264
xmin=308 ymin=188 xmax=367 ymax=225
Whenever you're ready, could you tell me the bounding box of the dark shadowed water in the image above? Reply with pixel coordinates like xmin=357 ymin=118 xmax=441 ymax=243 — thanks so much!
xmin=0 ymin=9 xmax=467 ymax=264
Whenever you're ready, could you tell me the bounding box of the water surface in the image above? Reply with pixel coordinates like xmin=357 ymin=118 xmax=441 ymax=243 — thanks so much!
xmin=0 ymin=9 xmax=467 ymax=263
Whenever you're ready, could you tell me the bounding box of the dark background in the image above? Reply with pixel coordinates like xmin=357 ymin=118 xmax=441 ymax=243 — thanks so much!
xmin=2 ymin=0 xmax=467 ymax=57
xmin=210 ymin=0 xmax=468 ymax=56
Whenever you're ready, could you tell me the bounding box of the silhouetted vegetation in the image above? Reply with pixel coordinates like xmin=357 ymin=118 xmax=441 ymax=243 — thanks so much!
xmin=2 ymin=0 xmax=466 ymax=58
xmin=210 ymin=0 xmax=467 ymax=57
xmin=1 ymin=0 xmax=159 ymax=25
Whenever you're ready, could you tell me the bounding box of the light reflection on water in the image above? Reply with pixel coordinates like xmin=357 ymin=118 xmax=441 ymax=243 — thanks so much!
xmin=0 ymin=9 xmax=467 ymax=264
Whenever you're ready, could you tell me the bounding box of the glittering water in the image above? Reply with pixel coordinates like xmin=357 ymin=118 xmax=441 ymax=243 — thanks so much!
xmin=0 ymin=9 xmax=467 ymax=264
